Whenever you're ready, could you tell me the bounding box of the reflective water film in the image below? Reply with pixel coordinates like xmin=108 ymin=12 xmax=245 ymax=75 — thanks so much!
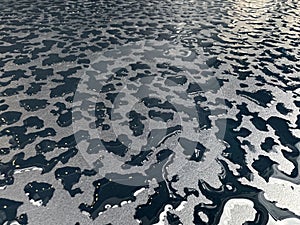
xmin=0 ymin=0 xmax=300 ymax=224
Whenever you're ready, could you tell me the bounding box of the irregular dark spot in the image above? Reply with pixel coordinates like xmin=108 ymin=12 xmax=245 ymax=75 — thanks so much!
xmin=100 ymin=83 xmax=116 ymax=93
xmin=142 ymin=97 xmax=176 ymax=111
xmin=19 ymin=99 xmax=49 ymax=111
xmin=0 ymin=198 xmax=27 ymax=225
xmin=0 ymin=120 xmax=55 ymax=150
xmin=123 ymin=150 xmax=153 ymax=167
xmin=25 ymin=82 xmax=46 ymax=96
xmin=23 ymin=116 xmax=44 ymax=129
xmin=55 ymin=167 xmax=96 ymax=197
xmin=252 ymin=155 xmax=277 ymax=182
xmin=216 ymin=118 xmax=252 ymax=179
xmin=80 ymin=174 xmax=148 ymax=219
xmin=206 ymin=56 xmax=222 ymax=68
xmin=276 ymin=103 xmax=292 ymax=115
xmin=31 ymin=67 xmax=53 ymax=81
xmin=148 ymin=110 xmax=174 ymax=122
xmin=24 ymin=181 xmax=55 ymax=206
xmin=101 ymin=134 xmax=131 ymax=157
xmin=35 ymin=140 xmax=57 ymax=154
xmin=267 ymin=117 xmax=300 ymax=146
xmin=42 ymin=54 xmax=77 ymax=66
xmin=0 ymin=111 xmax=22 ymax=125
xmin=165 ymin=75 xmax=187 ymax=86
xmin=51 ymin=103 xmax=72 ymax=128
xmin=0 ymin=69 xmax=29 ymax=86
xmin=0 ymin=148 xmax=78 ymax=188
xmin=250 ymin=113 xmax=268 ymax=132
xmin=0 ymin=104 xmax=9 ymax=111
xmin=50 ymin=77 xmax=80 ymax=98
xmin=57 ymin=130 xmax=89 ymax=149
xmin=187 ymin=82 xmax=203 ymax=94
xmin=237 ymin=103 xmax=268 ymax=131
xmin=236 ymin=89 xmax=273 ymax=107
xmin=127 ymin=110 xmax=146 ymax=136
xmin=166 ymin=212 xmax=183 ymax=225
xmin=0 ymin=85 xmax=24 ymax=97
xmin=195 ymin=104 xmax=212 ymax=129
xmin=130 ymin=62 xmax=151 ymax=71
xmin=261 ymin=137 xmax=277 ymax=152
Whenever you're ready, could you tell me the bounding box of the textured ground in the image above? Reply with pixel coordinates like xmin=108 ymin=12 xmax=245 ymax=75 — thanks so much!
xmin=0 ymin=0 xmax=300 ymax=224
